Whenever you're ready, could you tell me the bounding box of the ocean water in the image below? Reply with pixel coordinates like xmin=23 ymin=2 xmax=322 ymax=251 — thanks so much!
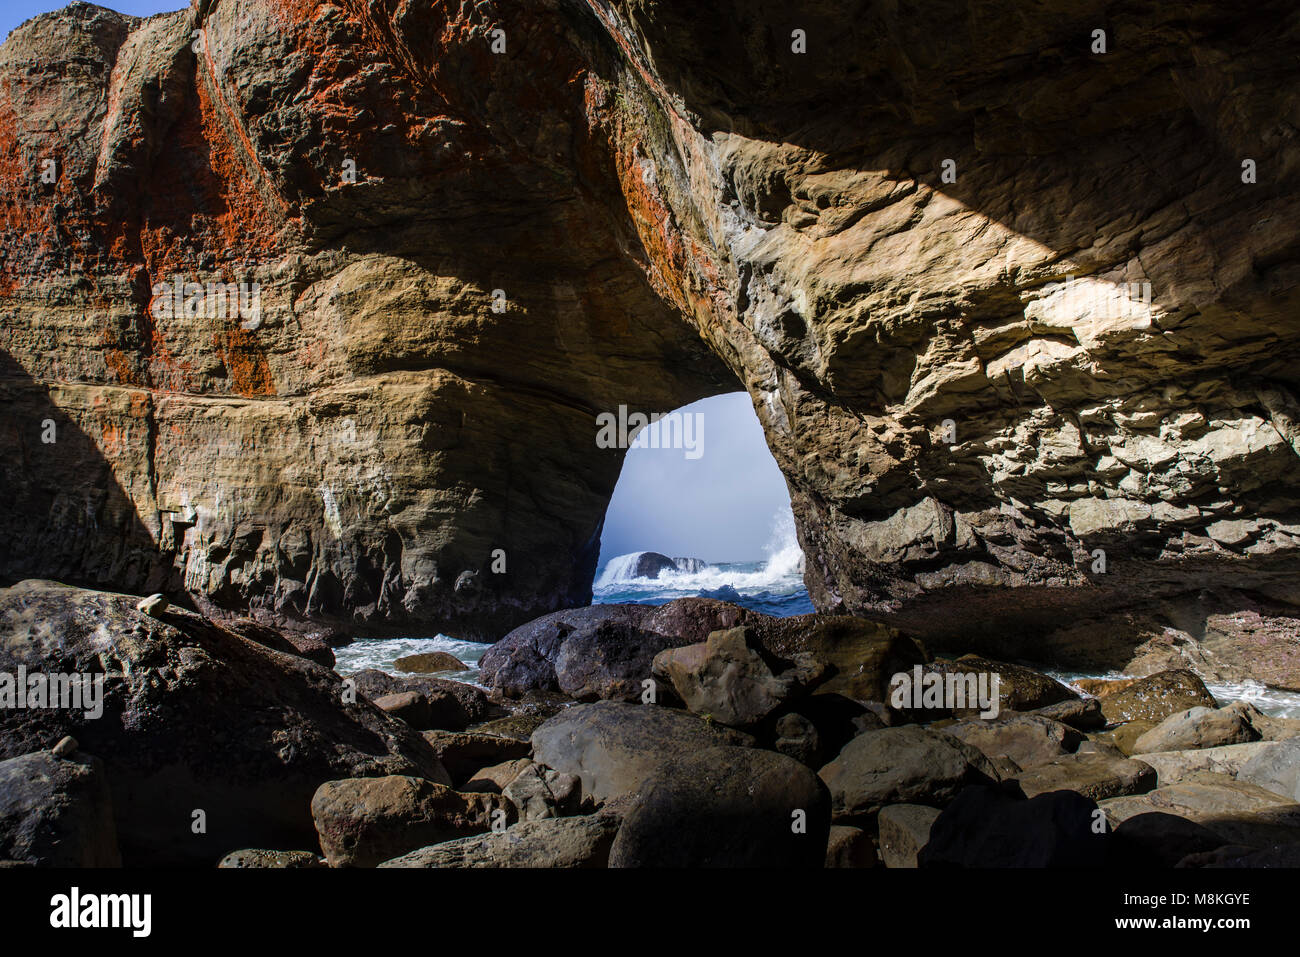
xmin=1051 ymin=671 xmax=1300 ymax=719
xmin=592 ymin=512 xmax=814 ymax=617
xmin=334 ymin=515 xmax=813 ymax=679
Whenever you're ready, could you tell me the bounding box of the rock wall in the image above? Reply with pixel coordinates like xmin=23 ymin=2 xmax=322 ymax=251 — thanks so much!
xmin=2 ymin=0 xmax=1299 ymax=654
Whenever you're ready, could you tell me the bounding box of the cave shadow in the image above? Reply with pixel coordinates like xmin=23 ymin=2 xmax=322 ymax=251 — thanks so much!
xmin=0 ymin=348 xmax=172 ymax=597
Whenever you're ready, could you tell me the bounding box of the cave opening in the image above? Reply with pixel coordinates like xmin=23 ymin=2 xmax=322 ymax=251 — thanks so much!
xmin=592 ymin=391 xmax=813 ymax=617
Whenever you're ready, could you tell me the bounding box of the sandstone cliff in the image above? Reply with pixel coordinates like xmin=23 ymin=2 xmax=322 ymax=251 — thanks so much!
xmin=2 ymin=0 xmax=1298 ymax=654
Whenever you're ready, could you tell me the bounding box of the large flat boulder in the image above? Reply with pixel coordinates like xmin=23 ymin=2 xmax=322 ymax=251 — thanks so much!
xmin=607 ymin=746 xmax=831 ymax=868
xmin=1101 ymin=773 xmax=1300 ymax=848
xmin=0 ymin=580 xmax=448 ymax=865
xmin=530 ymin=701 xmax=754 ymax=805
xmin=311 ymin=776 xmax=511 ymax=868
xmin=1012 ymin=752 xmax=1157 ymax=801
xmin=945 ymin=714 xmax=1084 ymax=770
xmin=1132 ymin=702 xmax=1260 ymax=754
xmin=817 ymin=726 xmax=1000 ymax=820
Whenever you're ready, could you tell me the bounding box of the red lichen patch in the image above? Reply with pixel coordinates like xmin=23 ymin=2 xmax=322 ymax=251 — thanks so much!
xmin=215 ymin=327 xmax=276 ymax=397
xmin=193 ymin=65 xmax=282 ymax=258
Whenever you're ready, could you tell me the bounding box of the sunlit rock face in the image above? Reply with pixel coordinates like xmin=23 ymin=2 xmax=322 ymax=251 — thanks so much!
xmin=1 ymin=0 xmax=1298 ymax=654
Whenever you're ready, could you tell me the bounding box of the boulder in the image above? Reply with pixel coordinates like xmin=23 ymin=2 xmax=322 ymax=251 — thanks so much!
xmin=877 ymin=804 xmax=940 ymax=868
xmin=1238 ymin=736 xmax=1300 ymax=802
xmin=310 ymin=776 xmax=512 ymax=868
xmin=746 ymin=614 xmax=927 ymax=700
xmin=918 ymin=785 xmax=1110 ymax=867
xmin=1132 ymin=741 xmax=1280 ymax=786
xmin=1012 ymin=752 xmax=1157 ymax=801
xmin=773 ymin=712 xmax=821 ymax=767
xmin=531 ymin=702 xmax=754 ymax=805
xmin=1132 ymin=703 xmax=1260 ymax=753
xmin=345 ymin=669 xmax=501 ymax=728
xmin=920 ymin=656 xmax=1077 ymax=716
xmin=641 ymin=598 xmax=759 ymax=644
xmin=217 ymin=849 xmax=327 ymax=868
xmin=378 ymin=814 xmax=621 ymax=868
xmin=817 ymin=726 xmax=1000 ymax=820
xmin=461 ymin=758 xmax=533 ymax=794
xmin=554 ymin=620 xmax=688 ymax=702
xmin=1032 ymin=696 xmax=1105 ymax=730
xmin=502 ymin=762 xmax=582 ymax=821
xmin=945 ymin=714 xmax=1084 ymax=770
xmin=420 ymin=731 xmax=532 ymax=785
xmin=478 ymin=605 xmax=657 ymax=697
xmin=0 ymin=750 xmax=120 ymax=867
xmin=0 ymin=581 xmax=448 ymax=865
xmin=607 ymin=746 xmax=831 ymax=867
xmin=395 ymin=652 xmax=469 ymax=673
xmin=373 ymin=691 xmax=433 ymax=729
xmin=1094 ymin=669 xmax=1217 ymax=725
xmin=786 ymin=693 xmax=885 ymax=761
xmin=1110 ymin=813 xmax=1230 ymax=867
xmin=1101 ymin=774 xmax=1300 ymax=848
xmin=825 ymin=825 xmax=875 ymax=868
xmin=222 ymin=618 xmax=336 ymax=669
xmin=652 ymin=626 xmax=826 ymax=727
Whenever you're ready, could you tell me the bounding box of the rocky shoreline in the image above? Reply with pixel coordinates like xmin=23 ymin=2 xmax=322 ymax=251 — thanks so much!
xmin=4 ymin=578 xmax=1299 ymax=869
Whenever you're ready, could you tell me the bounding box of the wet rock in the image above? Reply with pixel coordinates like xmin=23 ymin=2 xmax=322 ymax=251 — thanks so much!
xmin=0 ymin=750 xmax=120 ymax=867
xmin=1094 ymin=669 xmax=1217 ymax=725
xmin=607 ymin=746 xmax=830 ymax=867
xmin=311 ymin=776 xmax=512 ymax=868
xmin=531 ymin=702 xmax=754 ymax=805
xmin=920 ymin=656 xmax=1077 ymax=716
xmin=395 ymin=652 xmax=469 ymax=673
xmin=817 ymin=726 xmax=1000 ymax=820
